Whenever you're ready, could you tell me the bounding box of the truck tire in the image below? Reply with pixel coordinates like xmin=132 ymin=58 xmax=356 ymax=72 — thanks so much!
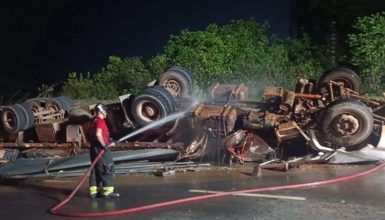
xmin=131 ymin=93 xmax=169 ymax=127
xmin=167 ymin=66 xmax=193 ymax=92
xmin=319 ymin=67 xmax=360 ymax=93
xmin=143 ymin=85 xmax=175 ymax=113
xmin=17 ymin=102 xmax=35 ymax=129
xmin=26 ymin=98 xmax=46 ymax=123
xmin=1 ymin=104 xmax=28 ymax=133
xmin=45 ymin=96 xmax=73 ymax=112
xmin=320 ymin=100 xmax=373 ymax=148
xmin=26 ymin=98 xmax=46 ymax=110
xmin=158 ymin=67 xmax=192 ymax=98
xmin=56 ymin=96 xmax=74 ymax=111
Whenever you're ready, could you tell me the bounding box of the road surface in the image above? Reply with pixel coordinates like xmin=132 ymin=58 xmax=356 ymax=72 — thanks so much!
xmin=1 ymin=163 xmax=385 ymax=220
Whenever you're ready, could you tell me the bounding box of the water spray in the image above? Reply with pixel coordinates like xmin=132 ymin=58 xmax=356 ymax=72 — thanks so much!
xmin=119 ymin=96 xmax=200 ymax=142
xmin=118 ymin=111 xmax=189 ymax=142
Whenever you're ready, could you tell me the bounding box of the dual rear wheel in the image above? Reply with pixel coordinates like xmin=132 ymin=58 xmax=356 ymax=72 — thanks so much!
xmin=131 ymin=66 xmax=193 ymax=127
xmin=131 ymin=86 xmax=175 ymax=127
xmin=0 ymin=96 xmax=74 ymax=133
xmin=1 ymin=103 xmax=34 ymax=133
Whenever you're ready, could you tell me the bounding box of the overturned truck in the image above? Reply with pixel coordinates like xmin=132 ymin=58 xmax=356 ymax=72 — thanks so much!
xmin=0 ymin=66 xmax=195 ymax=163
xmin=1 ymin=66 xmax=385 ymax=167
xmin=192 ymin=67 xmax=385 ymax=164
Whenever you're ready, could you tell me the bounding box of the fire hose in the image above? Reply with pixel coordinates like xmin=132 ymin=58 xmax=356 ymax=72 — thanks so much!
xmin=49 ymin=150 xmax=385 ymax=217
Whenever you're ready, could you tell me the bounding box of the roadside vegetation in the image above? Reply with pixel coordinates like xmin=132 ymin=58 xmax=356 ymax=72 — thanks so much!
xmin=347 ymin=12 xmax=385 ymax=94
xmin=60 ymin=12 xmax=385 ymax=99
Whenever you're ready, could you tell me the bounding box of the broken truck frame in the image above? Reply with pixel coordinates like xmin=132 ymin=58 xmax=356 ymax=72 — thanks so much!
xmin=188 ymin=67 xmax=385 ymax=164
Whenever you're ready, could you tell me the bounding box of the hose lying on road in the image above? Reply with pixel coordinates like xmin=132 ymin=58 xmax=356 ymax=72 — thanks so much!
xmin=49 ymin=149 xmax=105 ymax=214
xmin=49 ymin=150 xmax=385 ymax=218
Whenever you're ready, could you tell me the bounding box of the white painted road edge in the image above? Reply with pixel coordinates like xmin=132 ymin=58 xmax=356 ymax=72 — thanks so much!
xmin=189 ymin=189 xmax=306 ymax=201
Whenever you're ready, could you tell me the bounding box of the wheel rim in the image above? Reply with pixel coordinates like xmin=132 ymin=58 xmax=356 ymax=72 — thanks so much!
xmin=2 ymin=110 xmax=17 ymax=131
xmin=143 ymin=86 xmax=175 ymax=113
xmin=332 ymin=113 xmax=359 ymax=136
xmin=45 ymin=101 xmax=64 ymax=120
xmin=163 ymin=79 xmax=181 ymax=97
xmin=136 ymin=100 xmax=161 ymax=122
xmin=46 ymin=103 xmax=60 ymax=112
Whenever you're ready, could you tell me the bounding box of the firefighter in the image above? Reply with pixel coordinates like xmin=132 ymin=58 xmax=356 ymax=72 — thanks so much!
xmin=89 ymin=103 xmax=119 ymax=199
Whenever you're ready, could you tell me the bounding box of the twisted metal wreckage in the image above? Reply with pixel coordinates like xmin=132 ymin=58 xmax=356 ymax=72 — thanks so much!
xmin=1 ymin=66 xmax=385 ymax=177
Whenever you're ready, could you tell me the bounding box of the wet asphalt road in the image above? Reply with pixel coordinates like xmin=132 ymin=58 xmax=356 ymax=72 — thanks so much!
xmin=1 ymin=163 xmax=385 ymax=220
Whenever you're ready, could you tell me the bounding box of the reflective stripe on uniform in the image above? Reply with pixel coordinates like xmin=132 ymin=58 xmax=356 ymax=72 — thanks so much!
xmin=103 ymin=186 xmax=114 ymax=196
xmin=89 ymin=186 xmax=98 ymax=195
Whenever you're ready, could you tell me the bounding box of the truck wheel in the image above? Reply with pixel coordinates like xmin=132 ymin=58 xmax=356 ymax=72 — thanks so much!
xmin=167 ymin=66 xmax=193 ymax=92
xmin=26 ymin=98 xmax=46 ymax=123
xmin=158 ymin=67 xmax=192 ymax=97
xmin=1 ymin=104 xmax=28 ymax=133
xmin=320 ymin=100 xmax=373 ymax=147
xmin=55 ymin=96 xmax=74 ymax=111
xmin=45 ymin=96 xmax=73 ymax=113
xmin=26 ymin=98 xmax=46 ymax=110
xmin=319 ymin=67 xmax=360 ymax=93
xmin=143 ymin=85 xmax=175 ymax=113
xmin=131 ymin=93 xmax=169 ymax=127
xmin=17 ymin=102 xmax=35 ymax=129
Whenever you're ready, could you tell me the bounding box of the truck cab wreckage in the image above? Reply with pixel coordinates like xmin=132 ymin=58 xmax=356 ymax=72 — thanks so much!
xmin=1 ymin=66 xmax=385 ymax=177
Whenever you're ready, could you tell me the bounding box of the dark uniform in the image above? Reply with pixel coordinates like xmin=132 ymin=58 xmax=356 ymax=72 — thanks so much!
xmin=89 ymin=104 xmax=119 ymax=199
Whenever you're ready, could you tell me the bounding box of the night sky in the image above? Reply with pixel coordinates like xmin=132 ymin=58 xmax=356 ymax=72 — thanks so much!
xmin=1 ymin=0 xmax=292 ymax=94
